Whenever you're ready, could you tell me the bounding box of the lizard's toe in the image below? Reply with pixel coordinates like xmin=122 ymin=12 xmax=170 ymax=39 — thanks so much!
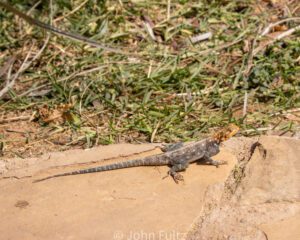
xmin=171 ymin=172 xmax=184 ymax=184
xmin=210 ymin=159 xmax=227 ymax=167
xmin=216 ymin=160 xmax=227 ymax=166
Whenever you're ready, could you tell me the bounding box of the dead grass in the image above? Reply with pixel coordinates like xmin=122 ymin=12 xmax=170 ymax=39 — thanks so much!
xmin=0 ymin=0 xmax=299 ymax=158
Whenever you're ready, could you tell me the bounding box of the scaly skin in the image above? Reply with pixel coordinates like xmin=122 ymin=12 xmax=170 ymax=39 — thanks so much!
xmin=34 ymin=124 xmax=239 ymax=183
xmin=34 ymin=138 xmax=222 ymax=183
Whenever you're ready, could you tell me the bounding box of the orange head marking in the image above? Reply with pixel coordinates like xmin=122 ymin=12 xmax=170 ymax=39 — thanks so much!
xmin=213 ymin=124 xmax=239 ymax=143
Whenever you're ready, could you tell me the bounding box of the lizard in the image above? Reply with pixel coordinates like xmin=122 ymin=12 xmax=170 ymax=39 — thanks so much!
xmin=0 ymin=1 xmax=131 ymax=55
xmin=34 ymin=124 xmax=239 ymax=183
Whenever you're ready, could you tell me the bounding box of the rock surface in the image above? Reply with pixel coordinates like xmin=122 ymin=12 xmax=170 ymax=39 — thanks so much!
xmin=0 ymin=136 xmax=299 ymax=240
xmin=185 ymin=136 xmax=300 ymax=240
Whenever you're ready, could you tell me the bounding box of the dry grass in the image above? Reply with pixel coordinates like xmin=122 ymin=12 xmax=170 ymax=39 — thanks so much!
xmin=0 ymin=0 xmax=299 ymax=158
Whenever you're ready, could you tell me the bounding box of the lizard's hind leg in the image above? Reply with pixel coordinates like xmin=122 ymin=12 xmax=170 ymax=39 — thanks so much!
xmin=167 ymin=162 xmax=189 ymax=183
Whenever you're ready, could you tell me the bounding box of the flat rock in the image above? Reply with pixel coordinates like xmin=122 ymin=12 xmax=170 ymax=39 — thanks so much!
xmin=186 ymin=136 xmax=300 ymax=240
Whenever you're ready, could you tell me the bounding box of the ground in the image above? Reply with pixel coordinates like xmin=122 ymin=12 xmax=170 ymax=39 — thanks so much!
xmin=0 ymin=1 xmax=300 ymax=158
xmin=0 ymin=1 xmax=299 ymax=239
xmin=1 ymin=136 xmax=299 ymax=240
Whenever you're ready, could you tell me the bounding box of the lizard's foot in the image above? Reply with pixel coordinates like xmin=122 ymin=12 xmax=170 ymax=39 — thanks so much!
xmin=203 ymin=155 xmax=227 ymax=167
xmin=170 ymin=171 xmax=184 ymax=184
xmin=162 ymin=171 xmax=184 ymax=184
xmin=210 ymin=159 xmax=227 ymax=168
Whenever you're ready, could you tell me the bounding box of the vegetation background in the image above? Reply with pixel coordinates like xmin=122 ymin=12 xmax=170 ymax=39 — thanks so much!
xmin=0 ymin=0 xmax=299 ymax=158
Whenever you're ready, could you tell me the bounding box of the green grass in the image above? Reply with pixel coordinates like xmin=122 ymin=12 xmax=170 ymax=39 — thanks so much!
xmin=0 ymin=0 xmax=299 ymax=152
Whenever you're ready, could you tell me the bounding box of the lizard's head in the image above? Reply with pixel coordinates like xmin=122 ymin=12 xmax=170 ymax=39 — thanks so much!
xmin=213 ymin=124 xmax=240 ymax=143
xmin=206 ymin=139 xmax=220 ymax=156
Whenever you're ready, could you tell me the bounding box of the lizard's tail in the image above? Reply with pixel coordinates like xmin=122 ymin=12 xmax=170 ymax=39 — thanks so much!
xmin=33 ymin=155 xmax=165 ymax=183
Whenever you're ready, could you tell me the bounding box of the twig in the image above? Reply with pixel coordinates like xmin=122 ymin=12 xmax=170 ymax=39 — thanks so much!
xmin=182 ymin=38 xmax=243 ymax=59
xmin=0 ymin=55 xmax=16 ymax=78
xmin=167 ymin=0 xmax=171 ymax=20
xmin=254 ymin=24 xmax=300 ymax=55
xmin=241 ymin=127 xmax=273 ymax=133
xmin=7 ymin=1 xmax=52 ymax=98
xmin=174 ymin=86 xmax=228 ymax=97
xmin=0 ymin=34 xmax=50 ymax=99
xmin=22 ymin=36 xmax=50 ymax=72
xmin=0 ymin=63 xmax=16 ymax=98
xmin=0 ymin=2 xmax=136 ymax=56
xmin=53 ymin=0 xmax=88 ymax=23
xmin=242 ymin=126 xmax=300 ymax=134
xmin=260 ymin=17 xmax=300 ymax=36
xmin=241 ymin=28 xmax=261 ymax=117
xmin=273 ymin=24 xmax=300 ymax=40
xmin=190 ymin=32 xmax=212 ymax=44
xmin=0 ymin=46 xmax=33 ymax=98
xmin=242 ymin=91 xmax=248 ymax=117
xmin=270 ymin=108 xmax=300 ymax=117
xmin=27 ymin=0 xmax=41 ymax=15
xmin=147 ymin=60 xmax=153 ymax=78
xmin=0 ymin=115 xmax=31 ymax=124
xmin=143 ymin=21 xmax=156 ymax=41
xmin=151 ymin=122 xmax=160 ymax=143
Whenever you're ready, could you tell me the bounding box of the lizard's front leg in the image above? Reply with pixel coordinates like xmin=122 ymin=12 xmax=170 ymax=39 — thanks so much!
xmin=202 ymin=155 xmax=227 ymax=167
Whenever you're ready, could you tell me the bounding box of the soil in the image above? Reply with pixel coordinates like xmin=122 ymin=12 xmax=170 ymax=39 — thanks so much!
xmin=0 ymin=136 xmax=299 ymax=240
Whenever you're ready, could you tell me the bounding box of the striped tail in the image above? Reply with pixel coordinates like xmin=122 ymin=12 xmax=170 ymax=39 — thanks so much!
xmin=33 ymin=155 xmax=167 ymax=182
